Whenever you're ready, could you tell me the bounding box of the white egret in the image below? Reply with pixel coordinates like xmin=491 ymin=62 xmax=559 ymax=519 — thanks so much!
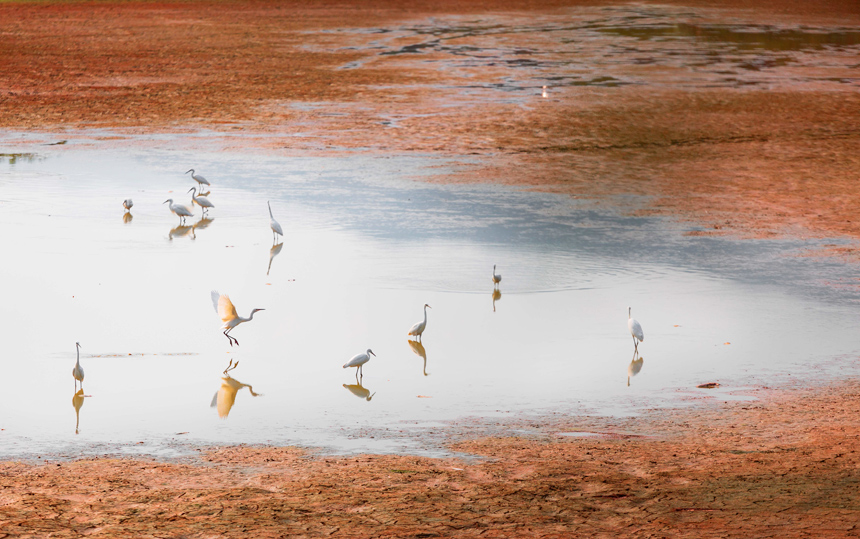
xmin=343 ymin=349 xmax=375 ymax=378
xmin=163 ymin=198 xmax=194 ymax=225
xmin=628 ymin=307 xmax=644 ymax=351
xmin=186 ymin=168 xmax=210 ymax=190
xmin=188 ymin=187 xmax=214 ymax=214
xmin=407 ymin=304 xmax=432 ymax=341
xmin=122 ymin=199 xmax=133 ymax=212
xmin=492 ymin=265 xmax=502 ymax=288
xmin=268 ymin=201 xmax=283 ymax=243
xmin=211 ymin=290 xmax=265 ymax=347
xmin=72 ymin=342 xmax=84 ymax=389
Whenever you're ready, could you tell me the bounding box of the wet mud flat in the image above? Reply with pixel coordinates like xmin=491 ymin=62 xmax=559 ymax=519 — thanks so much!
xmin=2 ymin=0 xmax=860 ymax=536
xmin=1 ymin=382 xmax=858 ymax=537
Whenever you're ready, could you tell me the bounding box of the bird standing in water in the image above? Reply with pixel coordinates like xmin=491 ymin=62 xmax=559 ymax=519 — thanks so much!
xmin=72 ymin=342 xmax=84 ymax=389
xmin=407 ymin=304 xmax=432 ymax=341
xmin=492 ymin=265 xmax=502 ymax=288
xmin=187 ymin=187 xmax=214 ymax=215
xmin=122 ymin=199 xmax=133 ymax=212
xmin=628 ymin=307 xmax=644 ymax=351
xmin=268 ymin=201 xmax=283 ymax=244
xmin=186 ymin=168 xmax=210 ymax=190
xmin=343 ymin=349 xmax=375 ymax=379
xmin=163 ymin=198 xmax=194 ymax=225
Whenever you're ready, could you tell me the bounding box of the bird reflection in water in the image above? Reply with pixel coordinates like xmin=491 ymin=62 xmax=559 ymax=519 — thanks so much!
xmin=627 ymin=352 xmax=644 ymax=387
xmin=343 ymin=381 xmax=375 ymax=401
xmin=267 ymin=242 xmax=284 ymax=276
xmin=169 ymin=224 xmax=195 ymax=241
xmin=192 ymin=217 xmax=214 ymax=233
xmin=122 ymin=212 xmax=133 ymax=224
xmin=492 ymin=288 xmax=501 ymax=312
xmin=407 ymin=339 xmax=429 ymax=376
xmin=72 ymin=388 xmax=87 ymax=434
xmin=210 ymin=359 xmax=263 ymax=418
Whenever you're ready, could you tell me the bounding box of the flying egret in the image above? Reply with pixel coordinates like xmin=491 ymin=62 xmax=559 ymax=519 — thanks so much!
xmin=628 ymin=307 xmax=644 ymax=351
xmin=211 ymin=290 xmax=265 ymax=347
xmin=492 ymin=265 xmax=502 ymax=288
xmin=187 ymin=187 xmax=214 ymax=214
xmin=163 ymin=198 xmax=194 ymax=225
xmin=343 ymin=349 xmax=375 ymax=379
xmin=72 ymin=342 xmax=84 ymax=389
xmin=122 ymin=199 xmax=133 ymax=212
xmin=186 ymin=168 xmax=210 ymax=190
xmin=407 ymin=304 xmax=432 ymax=341
xmin=268 ymin=201 xmax=283 ymax=243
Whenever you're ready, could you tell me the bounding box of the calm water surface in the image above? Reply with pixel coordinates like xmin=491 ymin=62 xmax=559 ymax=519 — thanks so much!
xmin=1 ymin=144 xmax=858 ymax=459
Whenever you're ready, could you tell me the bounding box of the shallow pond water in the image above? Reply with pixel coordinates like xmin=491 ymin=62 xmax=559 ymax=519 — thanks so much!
xmin=1 ymin=142 xmax=859 ymax=459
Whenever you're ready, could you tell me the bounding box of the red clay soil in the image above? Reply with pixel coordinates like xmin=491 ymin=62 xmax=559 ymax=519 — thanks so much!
xmin=1 ymin=382 xmax=858 ymax=538
xmin=1 ymin=1 xmax=860 ymax=536
xmin=2 ymin=0 xmax=860 ymax=249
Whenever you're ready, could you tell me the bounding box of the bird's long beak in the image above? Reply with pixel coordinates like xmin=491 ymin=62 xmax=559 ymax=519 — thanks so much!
xmin=370 ymin=351 xmax=376 ymax=356
xmin=163 ymin=200 xmax=169 ymax=204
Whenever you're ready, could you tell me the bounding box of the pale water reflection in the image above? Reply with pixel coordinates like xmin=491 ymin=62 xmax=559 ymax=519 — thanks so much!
xmin=1 ymin=146 xmax=859 ymax=459
xmin=406 ymin=339 xmax=429 ymax=376
xmin=211 ymin=361 xmax=263 ymax=419
xmin=343 ymin=381 xmax=376 ymax=402
xmin=627 ymin=354 xmax=644 ymax=387
xmin=72 ymin=389 xmax=85 ymax=435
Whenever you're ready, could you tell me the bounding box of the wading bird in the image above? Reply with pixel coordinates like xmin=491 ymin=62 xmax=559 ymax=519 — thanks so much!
xmin=163 ymin=198 xmax=193 ymax=225
xmin=122 ymin=199 xmax=133 ymax=212
xmin=186 ymin=168 xmax=210 ymax=190
xmin=268 ymin=201 xmax=283 ymax=243
xmin=343 ymin=349 xmax=375 ymax=379
xmin=628 ymin=307 xmax=644 ymax=351
xmin=407 ymin=304 xmax=431 ymax=341
xmin=72 ymin=342 xmax=84 ymax=389
xmin=492 ymin=265 xmax=502 ymax=288
xmin=187 ymin=187 xmax=214 ymax=215
xmin=211 ymin=291 xmax=265 ymax=347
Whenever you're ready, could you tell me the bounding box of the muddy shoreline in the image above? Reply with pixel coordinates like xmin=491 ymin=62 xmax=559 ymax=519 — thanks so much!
xmin=2 ymin=0 xmax=860 ymax=535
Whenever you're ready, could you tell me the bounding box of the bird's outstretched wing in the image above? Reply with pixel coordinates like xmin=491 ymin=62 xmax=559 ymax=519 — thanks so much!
xmin=211 ymin=290 xmax=238 ymax=322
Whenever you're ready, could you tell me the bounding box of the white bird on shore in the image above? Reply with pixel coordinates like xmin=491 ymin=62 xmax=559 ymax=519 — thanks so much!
xmin=211 ymin=291 xmax=265 ymax=347
xmin=407 ymin=304 xmax=431 ymax=341
xmin=343 ymin=349 xmax=375 ymax=378
xmin=268 ymin=201 xmax=283 ymax=243
xmin=122 ymin=199 xmax=133 ymax=212
xmin=187 ymin=187 xmax=214 ymax=214
xmin=628 ymin=307 xmax=644 ymax=351
xmin=72 ymin=342 xmax=84 ymax=389
xmin=492 ymin=265 xmax=502 ymax=288
xmin=163 ymin=198 xmax=194 ymax=225
xmin=186 ymin=168 xmax=210 ymax=190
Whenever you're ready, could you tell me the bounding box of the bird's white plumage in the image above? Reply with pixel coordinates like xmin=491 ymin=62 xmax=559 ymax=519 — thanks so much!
xmin=164 ymin=198 xmax=194 ymax=220
xmin=72 ymin=342 xmax=84 ymax=387
xmin=408 ymin=304 xmax=431 ymax=339
xmin=492 ymin=264 xmax=501 ymax=285
xmin=210 ymin=291 xmax=264 ymax=346
xmin=122 ymin=199 xmax=133 ymax=211
xmin=628 ymin=307 xmax=644 ymax=344
xmin=212 ymin=290 xmax=239 ymax=327
xmin=343 ymin=349 xmax=374 ymax=369
xmin=186 ymin=168 xmax=210 ymax=187
xmin=268 ymin=201 xmax=283 ymax=237
xmin=188 ymin=187 xmax=214 ymax=210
